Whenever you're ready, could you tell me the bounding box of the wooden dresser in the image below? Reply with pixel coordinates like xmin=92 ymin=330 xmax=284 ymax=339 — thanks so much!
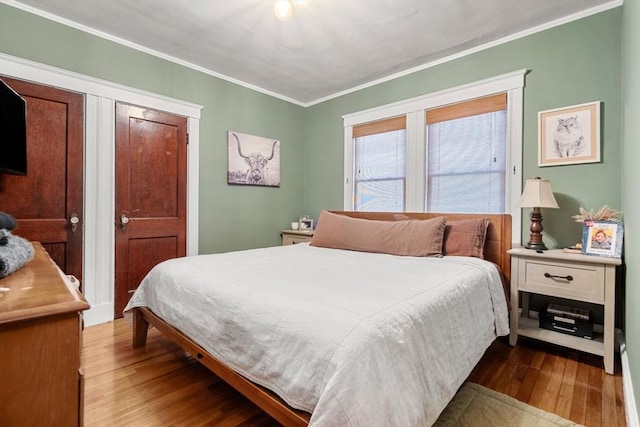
xmin=0 ymin=242 xmax=90 ymax=426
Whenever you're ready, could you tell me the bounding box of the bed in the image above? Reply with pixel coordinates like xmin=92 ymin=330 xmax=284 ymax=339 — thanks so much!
xmin=125 ymin=211 xmax=512 ymax=426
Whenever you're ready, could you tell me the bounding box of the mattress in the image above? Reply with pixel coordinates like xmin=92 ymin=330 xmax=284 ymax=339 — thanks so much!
xmin=125 ymin=243 xmax=509 ymax=426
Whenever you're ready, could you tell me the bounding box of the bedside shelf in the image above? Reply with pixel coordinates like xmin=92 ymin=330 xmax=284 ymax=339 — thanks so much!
xmin=517 ymin=316 xmax=604 ymax=356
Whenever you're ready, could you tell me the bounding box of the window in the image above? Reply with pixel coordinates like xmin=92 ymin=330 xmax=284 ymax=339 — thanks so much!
xmin=343 ymin=70 xmax=526 ymax=241
xmin=426 ymin=94 xmax=507 ymax=213
xmin=353 ymin=116 xmax=406 ymax=211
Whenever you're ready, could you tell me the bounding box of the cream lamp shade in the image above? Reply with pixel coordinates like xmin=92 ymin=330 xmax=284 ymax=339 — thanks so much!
xmin=517 ymin=177 xmax=559 ymax=250
xmin=517 ymin=177 xmax=559 ymax=209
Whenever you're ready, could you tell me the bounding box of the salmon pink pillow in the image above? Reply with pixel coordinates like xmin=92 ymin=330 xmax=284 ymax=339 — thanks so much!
xmin=442 ymin=218 xmax=490 ymax=258
xmin=393 ymin=215 xmax=490 ymax=259
xmin=310 ymin=211 xmax=446 ymax=257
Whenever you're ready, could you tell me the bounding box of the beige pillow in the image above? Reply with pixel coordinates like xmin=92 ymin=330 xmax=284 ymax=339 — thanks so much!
xmin=310 ymin=211 xmax=446 ymax=257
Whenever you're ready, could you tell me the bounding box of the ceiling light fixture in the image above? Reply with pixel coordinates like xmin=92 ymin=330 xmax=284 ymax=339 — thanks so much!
xmin=274 ymin=0 xmax=310 ymax=21
xmin=274 ymin=0 xmax=293 ymax=21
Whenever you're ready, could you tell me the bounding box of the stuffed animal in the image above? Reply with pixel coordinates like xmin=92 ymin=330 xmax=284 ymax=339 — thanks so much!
xmin=0 ymin=212 xmax=33 ymax=278
xmin=0 ymin=230 xmax=34 ymax=278
xmin=0 ymin=211 xmax=17 ymax=231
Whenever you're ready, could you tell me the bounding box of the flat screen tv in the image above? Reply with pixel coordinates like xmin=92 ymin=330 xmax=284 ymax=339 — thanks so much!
xmin=0 ymin=78 xmax=28 ymax=176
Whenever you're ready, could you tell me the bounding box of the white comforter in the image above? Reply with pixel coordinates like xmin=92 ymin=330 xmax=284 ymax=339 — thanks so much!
xmin=124 ymin=243 xmax=509 ymax=426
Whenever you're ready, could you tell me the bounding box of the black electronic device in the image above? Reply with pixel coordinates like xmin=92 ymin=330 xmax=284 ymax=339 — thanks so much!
xmin=0 ymin=79 xmax=28 ymax=176
xmin=539 ymin=306 xmax=593 ymax=340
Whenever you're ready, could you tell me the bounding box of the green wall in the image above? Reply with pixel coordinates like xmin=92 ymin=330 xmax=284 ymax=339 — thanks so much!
xmin=2 ymin=2 xmax=637 ymax=416
xmin=0 ymin=3 xmax=307 ymax=253
xmin=304 ymin=5 xmax=637 ymax=416
xmin=622 ymin=0 xmax=640 ymax=417
xmin=304 ymin=9 xmax=622 ymax=251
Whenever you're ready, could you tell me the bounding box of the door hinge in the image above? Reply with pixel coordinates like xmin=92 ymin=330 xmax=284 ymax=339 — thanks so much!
xmin=186 ymin=133 xmax=189 ymax=145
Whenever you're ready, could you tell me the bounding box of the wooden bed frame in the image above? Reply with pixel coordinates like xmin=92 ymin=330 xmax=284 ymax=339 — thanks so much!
xmin=131 ymin=211 xmax=512 ymax=427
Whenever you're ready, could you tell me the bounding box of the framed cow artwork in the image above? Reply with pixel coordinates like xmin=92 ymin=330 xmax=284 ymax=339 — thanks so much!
xmin=227 ymin=131 xmax=281 ymax=187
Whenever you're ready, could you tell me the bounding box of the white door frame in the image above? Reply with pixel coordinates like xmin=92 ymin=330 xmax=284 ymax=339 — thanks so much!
xmin=0 ymin=53 xmax=202 ymax=326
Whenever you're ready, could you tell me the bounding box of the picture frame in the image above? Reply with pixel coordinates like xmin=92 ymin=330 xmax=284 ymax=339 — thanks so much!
xmin=581 ymin=220 xmax=623 ymax=258
xmin=538 ymin=101 xmax=601 ymax=167
xmin=227 ymin=131 xmax=281 ymax=187
xmin=298 ymin=215 xmax=314 ymax=231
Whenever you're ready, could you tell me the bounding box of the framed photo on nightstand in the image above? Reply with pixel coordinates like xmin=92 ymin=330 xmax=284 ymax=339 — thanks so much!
xmin=581 ymin=220 xmax=624 ymax=258
xmin=298 ymin=215 xmax=314 ymax=231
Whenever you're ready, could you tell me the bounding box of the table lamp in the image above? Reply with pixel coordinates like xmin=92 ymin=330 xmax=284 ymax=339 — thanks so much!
xmin=517 ymin=177 xmax=559 ymax=250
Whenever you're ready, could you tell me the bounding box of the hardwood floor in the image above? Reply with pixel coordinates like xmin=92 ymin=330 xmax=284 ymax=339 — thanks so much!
xmin=83 ymin=319 xmax=279 ymax=427
xmin=468 ymin=336 xmax=626 ymax=426
xmin=83 ymin=319 xmax=626 ymax=426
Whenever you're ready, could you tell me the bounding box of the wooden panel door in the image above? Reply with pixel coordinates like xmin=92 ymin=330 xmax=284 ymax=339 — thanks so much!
xmin=0 ymin=77 xmax=84 ymax=281
xmin=114 ymin=103 xmax=187 ymax=317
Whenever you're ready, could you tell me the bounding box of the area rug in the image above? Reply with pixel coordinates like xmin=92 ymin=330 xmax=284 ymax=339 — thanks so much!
xmin=433 ymin=382 xmax=583 ymax=426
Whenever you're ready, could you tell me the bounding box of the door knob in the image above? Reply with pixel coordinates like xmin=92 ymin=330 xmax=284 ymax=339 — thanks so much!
xmin=120 ymin=213 xmax=130 ymax=230
xmin=69 ymin=213 xmax=80 ymax=233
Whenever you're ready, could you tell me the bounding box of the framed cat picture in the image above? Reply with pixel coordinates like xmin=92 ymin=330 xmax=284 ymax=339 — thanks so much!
xmin=538 ymin=101 xmax=601 ymax=167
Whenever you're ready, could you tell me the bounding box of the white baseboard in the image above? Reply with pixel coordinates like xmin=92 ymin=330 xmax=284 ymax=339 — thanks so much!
xmin=617 ymin=329 xmax=639 ymax=427
xmin=83 ymin=302 xmax=114 ymax=327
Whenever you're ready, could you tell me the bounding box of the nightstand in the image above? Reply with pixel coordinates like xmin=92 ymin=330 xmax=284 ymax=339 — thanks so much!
xmin=508 ymin=247 xmax=621 ymax=374
xmin=281 ymin=230 xmax=314 ymax=246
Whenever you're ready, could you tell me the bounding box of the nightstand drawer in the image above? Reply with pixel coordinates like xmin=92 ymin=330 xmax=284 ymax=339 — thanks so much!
xmin=281 ymin=230 xmax=314 ymax=246
xmin=283 ymin=235 xmax=312 ymax=245
xmin=519 ymin=259 xmax=604 ymax=303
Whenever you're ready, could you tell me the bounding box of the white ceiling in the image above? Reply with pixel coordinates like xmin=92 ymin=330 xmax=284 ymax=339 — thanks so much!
xmin=8 ymin=0 xmax=618 ymax=106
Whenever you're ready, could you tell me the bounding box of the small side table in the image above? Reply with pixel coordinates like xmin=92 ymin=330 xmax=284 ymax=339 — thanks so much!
xmin=281 ymin=229 xmax=314 ymax=246
xmin=508 ymin=247 xmax=621 ymax=374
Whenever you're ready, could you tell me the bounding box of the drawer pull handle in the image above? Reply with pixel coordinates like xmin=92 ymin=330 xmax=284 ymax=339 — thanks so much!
xmin=544 ymin=272 xmax=573 ymax=281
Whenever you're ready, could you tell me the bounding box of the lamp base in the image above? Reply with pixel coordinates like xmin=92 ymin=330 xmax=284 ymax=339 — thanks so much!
xmin=525 ymin=207 xmax=548 ymax=251
xmin=524 ymin=241 xmax=548 ymax=251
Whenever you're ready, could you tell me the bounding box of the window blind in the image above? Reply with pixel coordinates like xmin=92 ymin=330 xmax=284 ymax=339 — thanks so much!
xmin=353 ymin=116 xmax=406 ymax=138
xmin=426 ymin=93 xmax=507 ymax=124
xmin=426 ymin=94 xmax=507 ymax=213
xmin=353 ymin=116 xmax=406 ymax=212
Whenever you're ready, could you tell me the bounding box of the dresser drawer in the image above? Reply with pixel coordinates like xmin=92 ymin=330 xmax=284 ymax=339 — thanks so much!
xmin=519 ymin=259 xmax=604 ymax=303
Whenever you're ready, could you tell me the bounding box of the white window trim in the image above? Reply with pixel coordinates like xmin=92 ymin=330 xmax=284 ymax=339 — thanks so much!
xmin=343 ymin=69 xmax=527 ymax=244
xmin=0 ymin=53 xmax=202 ymax=326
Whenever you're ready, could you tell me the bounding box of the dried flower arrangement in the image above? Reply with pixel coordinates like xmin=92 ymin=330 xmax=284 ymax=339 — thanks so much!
xmin=571 ymin=205 xmax=622 ymax=223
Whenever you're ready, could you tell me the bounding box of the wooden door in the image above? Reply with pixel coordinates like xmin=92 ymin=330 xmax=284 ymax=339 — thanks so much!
xmin=114 ymin=103 xmax=187 ymax=317
xmin=0 ymin=77 xmax=84 ymax=281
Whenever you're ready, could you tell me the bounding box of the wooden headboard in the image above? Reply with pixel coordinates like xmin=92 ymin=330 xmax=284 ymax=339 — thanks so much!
xmin=329 ymin=211 xmax=512 ymax=285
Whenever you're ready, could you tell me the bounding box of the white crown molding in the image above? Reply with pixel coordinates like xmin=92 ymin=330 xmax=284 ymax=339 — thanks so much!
xmin=1 ymin=0 xmax=622 ymax=107
xmin=0 ymin=0 xmax=306 ymax=107
xmin=310 ymin=0 xmax=622 ymax=106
